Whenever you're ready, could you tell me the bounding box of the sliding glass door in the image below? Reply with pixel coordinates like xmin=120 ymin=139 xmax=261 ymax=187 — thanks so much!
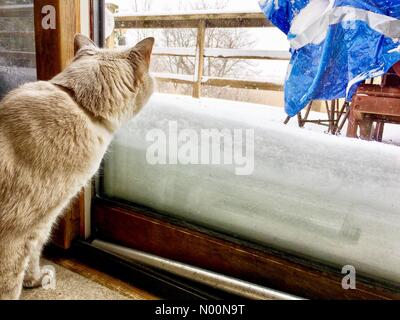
xmin=92 ymin=1 xmax=400 ymax=299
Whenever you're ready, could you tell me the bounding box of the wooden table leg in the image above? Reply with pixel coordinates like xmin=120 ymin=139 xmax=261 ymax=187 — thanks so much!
xmin=359 ymin=115 xmax=373 ymax=140
xmin=346 ymin=108 xmax=359 ymax=138
xmin=374 ymin=121 xmax=385 ymax=142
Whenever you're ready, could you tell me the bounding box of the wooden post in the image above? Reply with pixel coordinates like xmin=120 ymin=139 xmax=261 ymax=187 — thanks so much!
xmin=374 ymin=122 xmax=385 ymax=142
xmin=193 ymin=20 xmax=205 ymax=98
xmin=359 ymin=115 xmax=373 ymax=140
xmin=330 ymin=100 xmax=336 ymax=133
xmin=34 ymin=0 xmax=82 ymax=249
xmin=346 ymin=108 xmax=359 ymax=138
xmin=34 ymin=0 xmax=81 ymax=80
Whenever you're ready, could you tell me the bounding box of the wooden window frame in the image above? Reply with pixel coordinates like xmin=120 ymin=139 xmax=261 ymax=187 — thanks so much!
xmin=34 ymin=0 xmax=84 ymax=249
xmin=92 ymin=197 xmax=400 ymax=300
xmin=33 ymin=0 xmax=105 ymax=249
xmin=34 ymin=0 xmax=81 ymax=81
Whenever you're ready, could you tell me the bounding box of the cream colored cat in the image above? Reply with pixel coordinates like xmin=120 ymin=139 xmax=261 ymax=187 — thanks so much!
xmin=0 ymin=34 xmax=155 ymax=300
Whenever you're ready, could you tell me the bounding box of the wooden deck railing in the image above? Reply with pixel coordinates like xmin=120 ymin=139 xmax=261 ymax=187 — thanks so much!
xmin=114 ymin=11 xmax=290 ymax=98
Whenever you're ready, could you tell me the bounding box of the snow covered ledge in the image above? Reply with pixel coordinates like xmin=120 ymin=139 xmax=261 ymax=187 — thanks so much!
xmin=104 ymin=93 xmax=400 ymax=285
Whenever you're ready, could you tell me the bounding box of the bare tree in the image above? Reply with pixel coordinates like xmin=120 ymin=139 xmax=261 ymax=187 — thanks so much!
xmin=131 ymin=0 xmax=153 ymax=12
xmin=124 ymin=0 xmax=154 ymax=44
xmin=154 ymin=0 xmax=256 ymax=98
xmin=118 ymin=0 xmax=257 ymax=100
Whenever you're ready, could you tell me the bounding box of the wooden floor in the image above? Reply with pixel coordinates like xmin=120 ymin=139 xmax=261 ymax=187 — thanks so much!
xmin=49 ymin=256 xmax=158 ymax=300
xmin=22 ymin=259 xmax=130 ymax=300
xmin=28 ymin=249 xmax=160 ymax=300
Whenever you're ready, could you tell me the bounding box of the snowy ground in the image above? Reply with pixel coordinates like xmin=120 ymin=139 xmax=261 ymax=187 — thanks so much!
xmin=142 ymin=93 xmax=400 ymax=145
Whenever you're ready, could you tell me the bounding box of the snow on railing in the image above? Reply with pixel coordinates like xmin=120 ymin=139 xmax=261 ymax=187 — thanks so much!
xmin=114 ymin=9 xmax=263 ymax=17
xmin=153 ymin=47 xmax=291 ymax=61
xmin=115 ymin=10 xmax=269 ymax=29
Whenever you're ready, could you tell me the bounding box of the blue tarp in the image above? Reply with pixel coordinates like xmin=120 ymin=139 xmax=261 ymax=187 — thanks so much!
xmin=259 ymin=0 xmax=400 ymax=117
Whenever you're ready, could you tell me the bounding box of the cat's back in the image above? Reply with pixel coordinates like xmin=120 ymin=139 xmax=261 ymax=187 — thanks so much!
xmin=0 ymin=81 xmax=95 ymax=175
xmin=0 ymin=81 xmax=83 ymax=123
xmin=0 ymin=80 xmax=112 ymax=224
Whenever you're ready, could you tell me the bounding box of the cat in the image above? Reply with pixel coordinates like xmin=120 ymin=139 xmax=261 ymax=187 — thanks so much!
xmin=0 ymin=34 xmax=155 ymax=300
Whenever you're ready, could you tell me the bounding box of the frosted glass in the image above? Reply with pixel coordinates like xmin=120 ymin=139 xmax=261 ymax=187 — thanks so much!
xmin=103 ymin=93 xmax=400 ymax=285
xmin=0 ymin=1 xmax=36 ymax=98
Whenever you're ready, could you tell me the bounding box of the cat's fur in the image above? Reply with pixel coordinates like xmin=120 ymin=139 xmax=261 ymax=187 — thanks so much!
xmin=0 ymin=34 xmax=154 ymax=300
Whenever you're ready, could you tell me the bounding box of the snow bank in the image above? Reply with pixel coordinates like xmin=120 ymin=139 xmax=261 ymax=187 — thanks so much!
xmin=104 ymin=93 xmax=400 ymax=284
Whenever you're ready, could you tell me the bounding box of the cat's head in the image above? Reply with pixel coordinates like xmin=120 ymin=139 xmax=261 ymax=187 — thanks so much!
xmin=52 ymin=34 xmax=155 ymax=129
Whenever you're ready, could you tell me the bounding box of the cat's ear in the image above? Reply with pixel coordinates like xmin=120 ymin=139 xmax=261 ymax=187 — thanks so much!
xmin=131 ymin=37 xmax=155 ymax=67
xmin=74 ymin=34 xmax=96 ymax=53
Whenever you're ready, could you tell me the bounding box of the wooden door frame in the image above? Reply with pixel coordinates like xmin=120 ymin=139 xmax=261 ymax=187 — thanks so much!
xmin=34 ymin=0 xmax=81 ymax=80
xmin=34 ymin=0 xmax=84 ymax=249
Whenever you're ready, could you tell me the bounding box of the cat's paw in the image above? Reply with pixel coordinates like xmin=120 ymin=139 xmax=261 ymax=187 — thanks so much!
xmin=23 ymin=266 xmax=55 ymax=289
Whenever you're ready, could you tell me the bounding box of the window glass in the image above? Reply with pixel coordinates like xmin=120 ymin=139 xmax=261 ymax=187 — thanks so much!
xmin=101 ymin=0 xmax=400 ymax=286
xmin=0 ymin=0 xmax=36 ymax=98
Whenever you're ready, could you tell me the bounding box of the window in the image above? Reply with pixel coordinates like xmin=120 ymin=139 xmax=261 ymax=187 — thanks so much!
xmin=0 ymin=0 xmax=36 ymax=98
xmin=89 ymin=1 xmax=400 ymax=299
